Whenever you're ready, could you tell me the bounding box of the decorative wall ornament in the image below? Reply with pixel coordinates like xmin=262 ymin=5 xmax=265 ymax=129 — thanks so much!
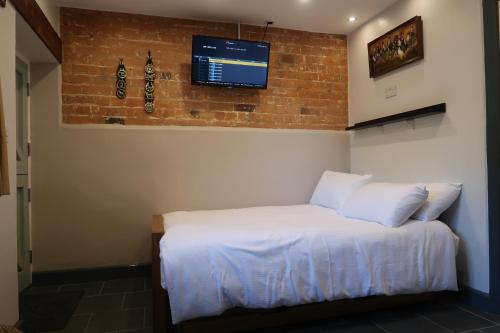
xmin=160 ymin=72 xmax=172 ymax=81
xmin=115 ymin=59 xmax=127 ymax=100
xmin=144 ymin=50 xmax=156 ymax=114
xmin=368 ymin=16 xmax=424 ymax=78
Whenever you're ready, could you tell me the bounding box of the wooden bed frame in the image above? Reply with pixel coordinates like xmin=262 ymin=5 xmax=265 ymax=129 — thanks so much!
xmin=152 ymin=215 xmax=457 ymax=333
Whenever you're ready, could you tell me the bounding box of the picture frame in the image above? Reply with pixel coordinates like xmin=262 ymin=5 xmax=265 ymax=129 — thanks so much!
xmin=368 ymin=16 xmax=424 ymax=78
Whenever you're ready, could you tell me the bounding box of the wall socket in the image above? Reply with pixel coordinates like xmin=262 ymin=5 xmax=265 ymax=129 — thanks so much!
xmin=104 ymin=116 xmax=125 ymax=125
xmin=385 ymin=85 xmax=398 ymax=99
xmin=234 ymin=104 xmax=256 ymax=112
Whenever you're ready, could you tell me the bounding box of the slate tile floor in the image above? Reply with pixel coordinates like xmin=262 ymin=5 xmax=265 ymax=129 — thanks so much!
xmin=25 ymin=278 xmax=152 ymax=333
xmin=23 ymin=279 xmax=500 ymax=333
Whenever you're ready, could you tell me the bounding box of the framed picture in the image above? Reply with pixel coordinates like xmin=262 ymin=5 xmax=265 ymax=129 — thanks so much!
xmin=368 ymin=16 xmax=424 ymax=78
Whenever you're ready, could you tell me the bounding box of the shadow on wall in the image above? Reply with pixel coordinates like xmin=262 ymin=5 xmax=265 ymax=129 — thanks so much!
xmin=31 ymin=63 xmax=58 ymax=88
xmin=442 ymin=194 xmax=472 ymax=287
xmin=372 ymin=57 xmax=426 ymax=83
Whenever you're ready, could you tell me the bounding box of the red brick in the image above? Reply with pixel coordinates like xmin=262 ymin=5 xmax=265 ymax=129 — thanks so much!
xmin=61 ymin=8 xmax=348 ymax=130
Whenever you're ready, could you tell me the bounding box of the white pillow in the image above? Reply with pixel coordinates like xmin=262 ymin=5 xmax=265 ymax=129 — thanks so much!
xmin=340 ymin=183 xmax=429 ymax=228
xmin=310 ymin=171 xmax=372 ymax=210
xmin=412 ymin=183 xmax=462 ymax=221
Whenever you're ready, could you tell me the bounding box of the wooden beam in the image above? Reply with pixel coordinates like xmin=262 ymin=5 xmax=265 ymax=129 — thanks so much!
xmin=9 ymin=0 xmax=62 ymax=63
xmin=0 ymin=1 xmax=6 ymax=8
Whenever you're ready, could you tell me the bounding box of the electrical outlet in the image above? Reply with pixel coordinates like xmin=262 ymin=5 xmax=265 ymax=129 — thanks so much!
xmin=189 ymin=110 xmax=201 ymax=118
xmin=160 ymin=72 xmax=172 ymax=81
xmin=385 ymin=85 xmax=398 ymax=99
xmin=105 ymin=117 xmax=125 ymax=125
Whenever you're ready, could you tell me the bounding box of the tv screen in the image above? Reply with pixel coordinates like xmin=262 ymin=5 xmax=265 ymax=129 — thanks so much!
xmin=191 ymin=35 xmax=271 ymax=89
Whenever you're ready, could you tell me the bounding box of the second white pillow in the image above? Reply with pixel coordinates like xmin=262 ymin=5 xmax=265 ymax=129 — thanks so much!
xmin=412 ymin=183 xmax=462 ymax=221
xmin=340 ymin=183 xmax=429 ymax=228
xmin=310 ymin=171 xmax=372 ymax=211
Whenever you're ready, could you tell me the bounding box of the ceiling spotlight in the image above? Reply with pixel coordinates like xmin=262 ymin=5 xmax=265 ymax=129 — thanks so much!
xmin=348 ymin=16 xmax=357 ymax=22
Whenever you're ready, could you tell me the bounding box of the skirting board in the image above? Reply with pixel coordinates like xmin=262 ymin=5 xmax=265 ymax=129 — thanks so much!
xmin=459 ymin=286 xmax=500 ymax=313
xmin=31 ymin=264 xmax=151 ymax=286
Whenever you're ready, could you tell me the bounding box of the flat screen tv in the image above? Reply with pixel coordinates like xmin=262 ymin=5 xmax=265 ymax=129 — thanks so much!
xmin=191 ymin=35 xmax=271 ymax=89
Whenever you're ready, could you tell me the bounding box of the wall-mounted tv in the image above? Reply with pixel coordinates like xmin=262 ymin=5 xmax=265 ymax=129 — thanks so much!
xmin=191 ymin=35 xmax=271 ymax=89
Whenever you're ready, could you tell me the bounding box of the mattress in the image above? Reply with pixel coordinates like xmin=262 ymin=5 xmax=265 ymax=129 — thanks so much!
xmin=159 ymin=205 xmax=459 ymax=324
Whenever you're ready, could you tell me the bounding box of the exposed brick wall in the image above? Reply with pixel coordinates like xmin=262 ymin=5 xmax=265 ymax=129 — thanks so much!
xmin=61 ymin=8 xmax=348 ymax=130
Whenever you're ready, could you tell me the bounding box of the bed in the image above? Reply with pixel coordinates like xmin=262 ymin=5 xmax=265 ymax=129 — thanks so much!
xmin=152 ymin=204 xmax=459 ymax=333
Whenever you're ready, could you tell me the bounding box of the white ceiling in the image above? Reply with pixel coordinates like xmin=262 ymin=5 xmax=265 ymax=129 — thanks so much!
xmin=52 ymin=0 xmax=400 ymax=35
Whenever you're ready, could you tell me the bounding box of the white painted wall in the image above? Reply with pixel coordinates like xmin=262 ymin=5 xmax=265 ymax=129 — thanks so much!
xmin=0 ymin=2 xmax=19 ymax=325
xmin=31 ymin=107 xmax=350 ymax=270
xmin=348 ymin=0 xmax=488 ymax=292
xmin=35 ymin=0 xmax=60 ymax=35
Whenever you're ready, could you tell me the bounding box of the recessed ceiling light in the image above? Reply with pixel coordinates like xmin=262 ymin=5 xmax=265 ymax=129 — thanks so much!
xmin=298 ymin=0 xmax=311 ymax=4
xmin=348 ymin=16 xmax=357 ymax=22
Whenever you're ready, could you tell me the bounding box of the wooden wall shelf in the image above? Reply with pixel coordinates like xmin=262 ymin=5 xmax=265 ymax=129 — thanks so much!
xmin=346 ymin=103 xmax=446 ymax=131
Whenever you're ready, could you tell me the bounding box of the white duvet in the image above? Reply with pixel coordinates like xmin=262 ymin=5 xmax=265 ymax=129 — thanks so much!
xmin=159 ymin=205 xmax=459 ymax=324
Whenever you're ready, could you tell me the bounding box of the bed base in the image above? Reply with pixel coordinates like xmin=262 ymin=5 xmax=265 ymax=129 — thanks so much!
xmin=152 ymin=214 xmax=457 ymax=333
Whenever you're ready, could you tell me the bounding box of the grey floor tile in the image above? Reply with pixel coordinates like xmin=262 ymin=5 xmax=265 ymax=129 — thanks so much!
xmin=75 ymin=293 xmax=124 ymax=314
xmin=251 ymin=316 xmax=354 ymax=333
xmin=373 ymin=313 xmax=449 ymax=333
xmin=485 ymin=315 xmax=500 ymax=324
xmin=102 ymin=278 xmax=145 ymax=294
xmin=118 ymin=328 xmax=153 ymax=333
xmin=144 ymin=307 xmax=152 ymax=328
xmin=123 ymin=291 xmax=152 ymax=309
xmin=24 ymin=285 xmax=60 ymax=295
xmin=86 ymin=308 xmax=144 ymax=333
xmin=30 ymin=278 xmax=500 ymax=333
xmin=420 ymin=305 xmax=495 ymax=332
xmin=253 ymin=324 xmax=315 ymax=333
xmin=144 ymin=278 xmax=151 ymax=291
xmin=478 ymin=313 xmax=500 ymax=325
xmin=459 ymin=305 xmax=500 ymax=325
xmin=59 ymin=282 xmax=103 ymax=297
xmin=47 ymin=314 xmax=91 ymax=333
xmin=322 ymin=321 xmax=384 ymax=333
xmin=285 ymin=326 xmax=323 ymax=333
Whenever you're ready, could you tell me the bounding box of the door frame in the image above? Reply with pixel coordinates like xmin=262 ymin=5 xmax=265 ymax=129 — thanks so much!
xmin=482 ymin=0 xmax=500 ymax=312
xmin=15 ymin=58 xmax=28 ymax=175
xmin=15 ymin=57 xmax=31 ymax=292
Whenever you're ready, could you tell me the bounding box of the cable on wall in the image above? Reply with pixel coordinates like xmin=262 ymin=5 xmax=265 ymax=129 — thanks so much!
xmin=262 ymin=21 xmax=274 ymax=42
